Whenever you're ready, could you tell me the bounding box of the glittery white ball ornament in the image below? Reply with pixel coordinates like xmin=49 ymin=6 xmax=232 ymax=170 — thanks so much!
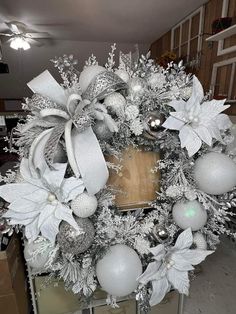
xmin=104 ymin=92 xmax=126 ymax=116
xmin=114 ymin=69 xmax=130 ymax=83
xmin=24 ymin=237 xmax=55 ymax=270
xmin=194 ymin=152 xmax=236 ymax=195
xmin=128 ymin=77 xmax=147 ymax=98
xmin=172 ymin=200 xmax=207 ymax=231
xmin=96 ymin=244 xmax=142 ymax=297
xmin=193 ymin=232 xmax=207 ymax=250
xmin=148 ymin=72 xmax=166 ymax=89
xmin=79 ymin=65 xmax=106 ymax=92
xmin=71 ymin=192 xmax=98 ymax=218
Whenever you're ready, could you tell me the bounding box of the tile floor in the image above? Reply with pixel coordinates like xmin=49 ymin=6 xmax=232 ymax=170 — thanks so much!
xmin=184 ymin=237 xmax=236 ymax=314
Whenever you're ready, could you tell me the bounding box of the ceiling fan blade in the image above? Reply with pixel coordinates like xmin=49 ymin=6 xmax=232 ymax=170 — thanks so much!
xmin=26 ymin=38 xmax=43 ymax=47
xmin=5 ymin=22 xmax=21 ymax=34
xmin=25 ymin=32 xmax=50 ymax=39
xmin=0 ymin=33 xmax=12 ymax=37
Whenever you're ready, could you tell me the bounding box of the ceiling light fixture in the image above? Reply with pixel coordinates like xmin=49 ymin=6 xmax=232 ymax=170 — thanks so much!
xmin=10 ymin=36 xmax=31 ymax=50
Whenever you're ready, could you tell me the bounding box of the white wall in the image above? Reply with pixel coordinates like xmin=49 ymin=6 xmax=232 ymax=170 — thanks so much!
xmin=0 ymin=40 xmax=149 ymax=99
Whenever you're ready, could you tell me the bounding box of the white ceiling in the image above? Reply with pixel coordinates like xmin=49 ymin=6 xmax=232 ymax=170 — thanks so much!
xmin=0 ymin=0 xmax=207 ymax=43
xmin=0 ymin=0 xmax=208 ymax=98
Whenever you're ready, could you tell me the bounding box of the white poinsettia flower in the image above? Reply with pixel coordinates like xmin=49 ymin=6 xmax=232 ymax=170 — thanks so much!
xmin=138 ymin=228 xmax=213 ymax=306
xmin=163 ymin=76 xmax=232 ymax=157
xmin=0 ymin=158 xmax=85 ymax=243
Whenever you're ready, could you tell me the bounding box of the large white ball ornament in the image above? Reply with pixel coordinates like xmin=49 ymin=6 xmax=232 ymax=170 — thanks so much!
xmin=79 ymin=65 xmax=106 ymax=92
xmin=172 ymin=200 xmax=207 ymax=231
xmin=96 ymin=244 xmax=142 ymax=297
xmin=24 ymin=237 xmax=55 ymax=270
xmin=194 ymin=152 xmax=236 ymax=195
xmin=71 ymin=192 xmax=98 ymax=218
xmin=114 ymin=69 xmax=130 ymax=83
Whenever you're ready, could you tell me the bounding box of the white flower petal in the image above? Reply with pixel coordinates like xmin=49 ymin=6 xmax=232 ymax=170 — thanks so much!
xmin=149 ymin=244 xmax=165 ymax=257
xmin=167 ymin=268 xmax=190 ymax=295
xmin=40 ymin=215 xmax=61 ymax=243
xmin=201 ymin=99 xmax=229 ymax=119
xmin=138 ymin=261 xmax=161 ymax=284
xmin=194 ymin=125 xmax=212 ymax=146
xmin=214 ymin=113 xmax=232 ymax=130
xmin=55 ymin=203 xmax=79 ymax=231
xmin=174 ymin=228 xmax=193 ymax=250
xmin=162 ymin=116 xmax=185 ymax=131
xmin=43 ymin=163 xmax=67 ymax=190
xmin=0 ymin=183 xmax=40 ymax=203
xmin=179 ymin=249 xmax=214 ymax=265
xmin=38 ymin=203 xmax=56 ymax=229
xmin=60 ymin=176 xmax=85 ymax=202
xmin=187 ymin=76 xmax=204 ymax=109
xmin=170 ymin=111 xmax=188 ymax=122
xmin=149 ymin=278 xmax=170 ymax=306
xmin=179 ymin=125 xmax=202 ymax=156
xmin=172 ymin=254 xmax=194 ymax=271
xmin=168 ymin=100 xmax=186 ymax=112
xmin=25 ymin=217 xmax=40 ymax=242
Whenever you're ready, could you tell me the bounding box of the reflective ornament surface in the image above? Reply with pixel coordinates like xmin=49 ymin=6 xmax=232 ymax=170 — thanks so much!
xmin=96 ymin=244 xmax=142 ymax=297
xmin=57 ymin=217 xmax=95 ymax=255
xmin=71 ymin=192 xmax=97 ymax=218
xmin=172 ymin=200 xmax=207 ymax=231
xmin=194 ymin=152 xmax=236 ymax=195
xmin=152 ymin=225 xmax=169 ymax=242
xmin=79 ymin=65 xmax=106 ymax=92
xmin=143 ymin=111 xmax=164 ymax=139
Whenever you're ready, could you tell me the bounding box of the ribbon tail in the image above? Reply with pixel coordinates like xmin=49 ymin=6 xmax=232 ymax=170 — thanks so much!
xmin=44 ymin=124 xmax=65 ymax=168
xmin=28 ymin=128 xmax=54 ymax=177
xmin=65 ymin=120 xmax=80 ymax=178
xmin=72 ymin=126 xmax=109 ymax=195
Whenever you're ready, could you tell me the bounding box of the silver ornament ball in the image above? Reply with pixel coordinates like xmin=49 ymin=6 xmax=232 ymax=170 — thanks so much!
xmin=152 ymin=225 xmax=169 ymax=242
xmin=194 ymin=152 xmax=236 ymax=195
xmin=57 ymin=217 xmax=95 ymax=255
xmin=71 ymin=192 xmax=98 ymax=218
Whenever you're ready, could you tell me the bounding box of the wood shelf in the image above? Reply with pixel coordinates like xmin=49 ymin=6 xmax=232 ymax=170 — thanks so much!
xmin=206 ymin=24 xmax=236 ymax=42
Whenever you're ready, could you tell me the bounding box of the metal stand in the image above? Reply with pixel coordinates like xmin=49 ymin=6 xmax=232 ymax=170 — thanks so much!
xmin=177 ymin=294 xmax=184 ymax=314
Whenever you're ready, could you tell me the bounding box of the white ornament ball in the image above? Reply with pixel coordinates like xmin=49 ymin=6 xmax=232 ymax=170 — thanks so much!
xmin=79 ymin=65 xmax=106 ymax=92
xmin=71 ymin=192 xmax=98 ymax=218
xmin=96 ymin=244 xmax=142 ymax=297
xmin=194 ymin=152 xmax=236 ymax=195
xmin=172 ymin=200 xmax=207 ymax=231
xmin=114 ymin=69 xmax=130 ymax=83
xmin=104 ymin=92 xmax=126 ymax=116
xmin=193 ymin=232 xmax=207 ymax=250
xmin=24 ymin=237 xmax=55 ymax=270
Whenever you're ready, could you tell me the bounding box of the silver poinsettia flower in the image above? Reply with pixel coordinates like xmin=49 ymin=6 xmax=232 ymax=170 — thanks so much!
xmin=138 ymin=228 xmax=213 ymax=306
xmin=163 ymin=76 xmax=232 ymax=157
xmin=0 ymin=158 xmax=85 ymax=243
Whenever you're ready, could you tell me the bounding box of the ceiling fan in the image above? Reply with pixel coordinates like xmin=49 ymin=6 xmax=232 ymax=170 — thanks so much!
xmin=0 ymin=21 xmax=51 ymax=50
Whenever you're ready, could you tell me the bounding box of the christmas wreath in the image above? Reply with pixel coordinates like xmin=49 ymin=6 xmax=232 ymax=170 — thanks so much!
xmin=0 ymin=44 xmax=236 ymax=311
